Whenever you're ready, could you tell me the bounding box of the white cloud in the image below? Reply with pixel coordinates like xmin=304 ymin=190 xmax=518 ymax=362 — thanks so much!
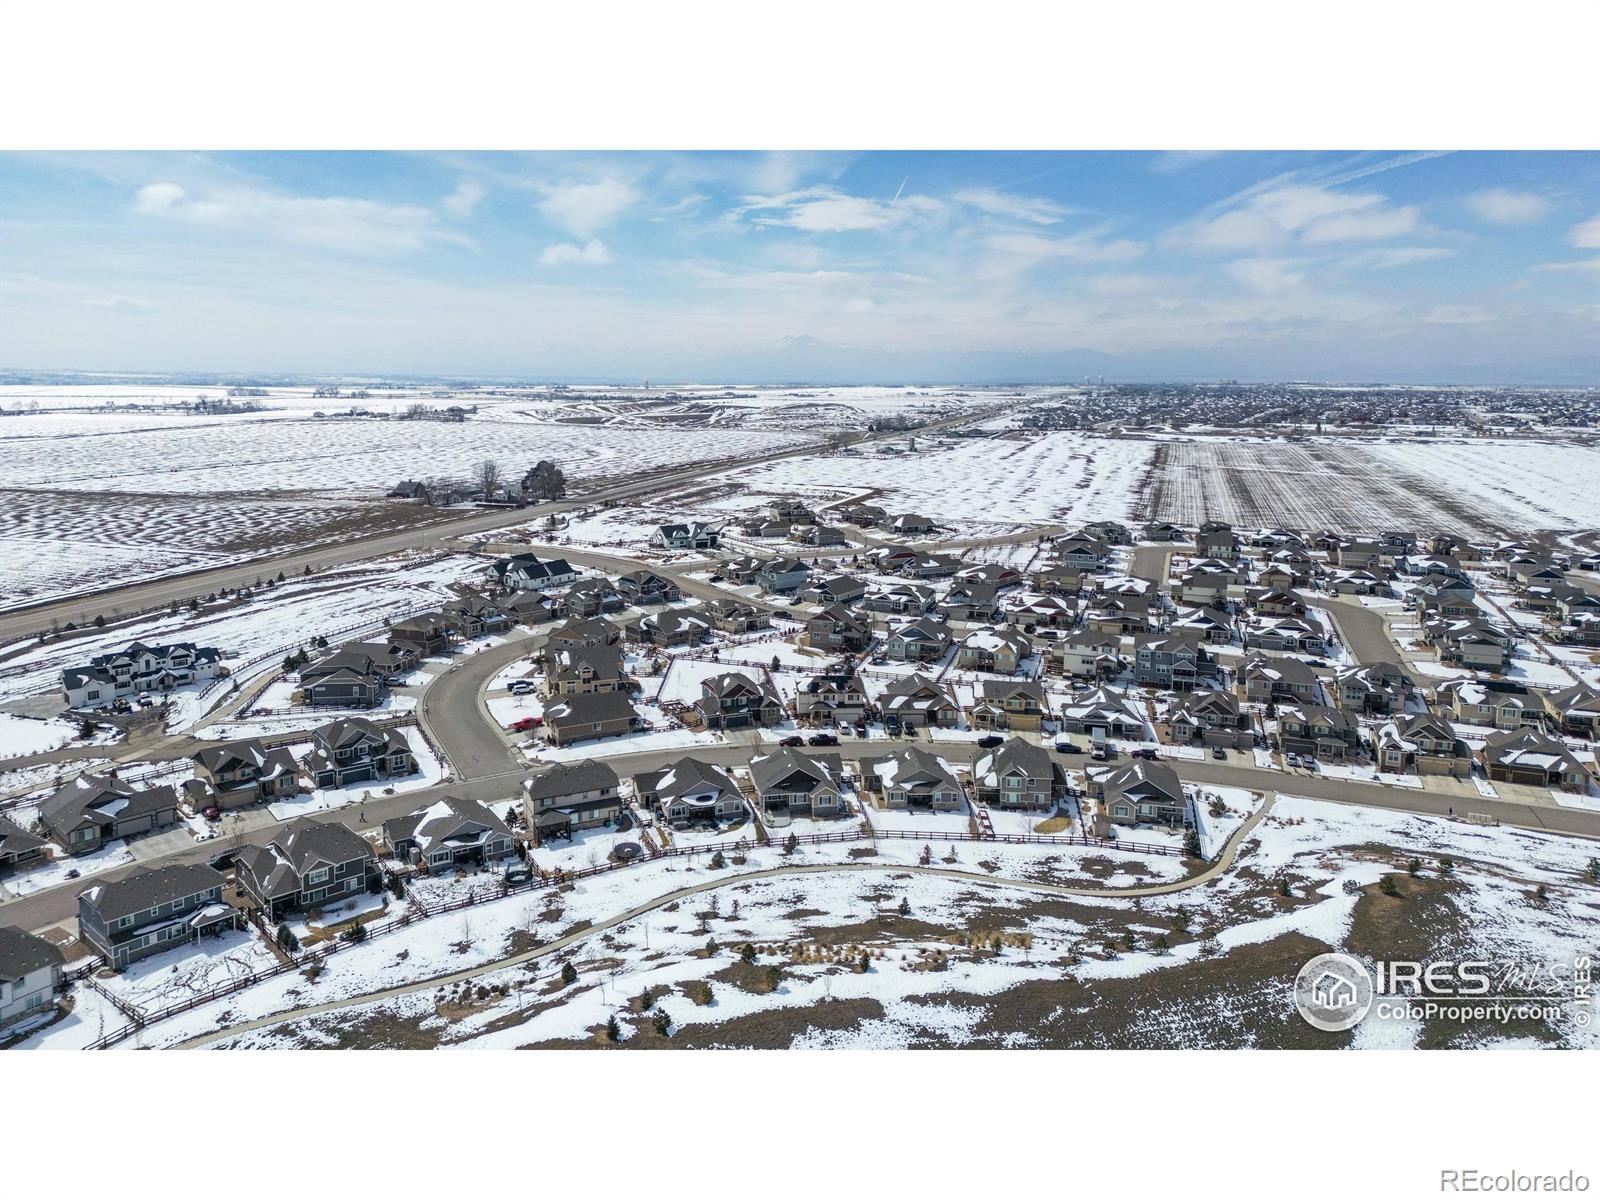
xmin=1341 ymin=246 xmax=1456 ymax=270
xmin=93 ymin=295 xmax=154 ymax=315
xmin=1225 ymin=257 xmax=1306 ymax=293
xmin=536 ymin=179 xmax=637 ymax=239
xmin=132 ymin=180 xmax=458 ymax=255
xmin=1571 ymin=213 xmax=1600 ymax=249
xmin=984 ymin=230 xmax=1145 ymax=265
xmin=443 ymin=180 xmax=485 ymax=218
xmin=734 ymin=186 xmax=943 ymax=233
xmin=1465 ymin=188 xmax=1548 ymax=225
xmin=951 ymin=187 xmax=1069 ymax=224
xmin=1173 ymin=184 xmax=1421 ymax=252
xmin=538 ymin=239 xmax=613 ymax=266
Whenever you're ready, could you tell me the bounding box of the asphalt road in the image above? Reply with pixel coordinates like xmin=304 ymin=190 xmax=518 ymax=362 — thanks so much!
xmin=1318 ymin=595 xmax=1403 ymax=665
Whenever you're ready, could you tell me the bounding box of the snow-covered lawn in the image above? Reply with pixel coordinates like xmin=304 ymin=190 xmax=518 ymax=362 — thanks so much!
xmin=0 ymin=713 xmax=118 ymax=760
xmin=0 ymin=839 xmax=135 ymax=898
xmin=529 ymin=724 xmax=720 ymax=764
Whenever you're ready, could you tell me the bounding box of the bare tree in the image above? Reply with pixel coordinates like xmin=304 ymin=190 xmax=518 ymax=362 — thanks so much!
xmin=474 ymin=459 xmax=502 ymax=499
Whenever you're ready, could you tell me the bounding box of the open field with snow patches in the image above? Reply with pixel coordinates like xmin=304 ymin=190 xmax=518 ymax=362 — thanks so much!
xmin=719 ymin=432 xmax=1154 ymax=533
xmin=1143 ymin=436 xmax=1600 ymax=537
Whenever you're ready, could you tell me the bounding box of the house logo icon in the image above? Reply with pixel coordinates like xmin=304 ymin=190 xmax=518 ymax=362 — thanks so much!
xmin=1294 ymin=953 xmax=1374 ymax=1031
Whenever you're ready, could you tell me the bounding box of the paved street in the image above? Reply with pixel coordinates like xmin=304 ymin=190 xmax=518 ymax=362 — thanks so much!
xmin=1317 ymin=595 xmax=1403 ymax=665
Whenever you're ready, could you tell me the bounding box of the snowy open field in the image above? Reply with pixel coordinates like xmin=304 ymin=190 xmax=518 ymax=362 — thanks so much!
xmin=1144 ymin=436 xmax=1600 ymax=536
xmin=718 ymin=432 xmax=1153 ymax=533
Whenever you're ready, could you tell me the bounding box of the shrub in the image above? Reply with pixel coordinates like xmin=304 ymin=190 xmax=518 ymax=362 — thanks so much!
xmin=1379 ymin=875 xmax=1402 ymax=898
xmin=340 ymin=921 xmax=367 ymax=943
xmin=561 ymin=961 xmax=579 ymax=985
xmin=606 ymin=1014 xmax=622 ymax=1042
xmin=1407 ymin=857 xmax=1423 ymax=877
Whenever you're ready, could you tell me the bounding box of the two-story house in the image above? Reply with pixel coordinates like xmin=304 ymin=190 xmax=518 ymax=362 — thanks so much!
xmin=304 ymin=718 xmax=416 ymax=789
xmin=958 ymin=628 xmax=1033 ymax=675
xmin=383 ymin=795 xmax=515 ymax=870
xmin=970 ymin=680 xmax=1048 ymax=732
xmin=522 ymin=759 xmax=623 ymax=837
xmin=857 ymin=747 xmax=964 ymax=811
xmin=0 ymin=925 xmax=65 ymax=1026
xmin=62 ymin=641 xmax=223 ymax=708
xmin=696 ymin=671 xmax=784 ymax=730
xmin=234 ymin=818 xmax=377 ymax=919
xmin=971 ymin=738 xmax=1063 ymax=810
xmin=78 ymin=864 xmax=237 ymax=970
xmin=191 ymin=739 xmax=303 ymax=809
xmin=1371 ymin=713 xmax=1471 ymax=778
xmin=795 ymin=672 xmax=870 ymax=727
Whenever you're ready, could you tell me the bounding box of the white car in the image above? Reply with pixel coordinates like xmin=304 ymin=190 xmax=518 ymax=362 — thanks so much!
xmin=508 ymin=680 xmax=536 ymax=695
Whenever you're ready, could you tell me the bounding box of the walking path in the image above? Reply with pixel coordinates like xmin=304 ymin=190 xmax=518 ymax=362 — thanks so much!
xmin=175 ymin=794 xmax=1275 ymax=1048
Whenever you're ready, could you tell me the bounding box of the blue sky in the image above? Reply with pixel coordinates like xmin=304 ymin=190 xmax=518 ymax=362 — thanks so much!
xmin=1 ymin=150 xmax=1596 ymax=382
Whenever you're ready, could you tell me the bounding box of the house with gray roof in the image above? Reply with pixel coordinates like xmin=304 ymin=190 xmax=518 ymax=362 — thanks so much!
xmin=885 ymin=617 xmax=953 ymax=664
xmin=1479 ymin=730 xmax=1592 ymax=791
xmin=971 ymin=737 xmax=1063 ymax=809
xmin=696 ymin=671 xmax=784 ymax=730
xmin=857 ymin=747 xmax=964 ymax=811
xmin=522 ymin=759 xmax=623 ymax=835
xmin=304 ymin=718 xmax=416 ymax=789
xmin=879 ymin=674 xmax=959 ymax=727
xmin=0 ymin=816 xmax=47 ymax=874
xmin=1371 ymin=713 xmax=1471 ymax=778
xmin=40 ymin=774 xmax=182 ymax=855
xmin=650 ymin=522 xmax=720 ymax=551
xmin=384 ymin=795 xmax=514 ymax=870
xmin=1090 ymin=760 xmax=1188 ymax=828
xmin=796 ymin=672 xmax=870 ymax=727
xmin=970 ymin=679 xmax=1048 ymax=732
xmin=542 ymin=690 xmax=641 ymax=746
xmin=746 ymin=748 xmax=845 ymax=821
xmin=0 ymin=925 xmax=65 ymax=1026
xmin=234 ymin=818 xmax=376 ymax=920
xmin=632 ymin=757 xmax=747 ymax=826
xmin=78 ymin=863 xmax=236 ymax=970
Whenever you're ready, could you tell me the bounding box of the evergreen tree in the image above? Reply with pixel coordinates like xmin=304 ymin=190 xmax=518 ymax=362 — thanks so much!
xmin=561 ymin=960 xmax=579 ymax=985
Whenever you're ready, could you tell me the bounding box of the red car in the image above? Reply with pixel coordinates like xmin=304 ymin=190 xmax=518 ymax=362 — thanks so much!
xmin=510 ymin=716 xmax=544 ymax=732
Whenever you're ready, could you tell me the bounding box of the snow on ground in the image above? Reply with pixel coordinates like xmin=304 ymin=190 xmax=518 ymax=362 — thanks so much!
xmin=0 ymin=839 xmax=134 ymax=898
xmin=529 ymin=725 xmax=719 ymax=764
xmin=0 ymin=713 xmax=106 ymax=759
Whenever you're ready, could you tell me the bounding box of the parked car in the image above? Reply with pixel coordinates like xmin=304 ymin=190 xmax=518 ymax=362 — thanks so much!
xmin=1054 ymin=741 xmax=1082 ymax=754
xmin=885 ymin=718 xmax=902 ymax=735
xmin=1211 ymin=746 xmax=1227 ymax=760
xmin=976 ymin=734 xmax=1006 ymax=749
xmin=511 ymin=716 xmax=543 ymax=732
xmin=779 ymin=735 xmax=805 ymax=747
xmin=1286 ymin=753 xmax=1302 ymax=767
xmin=207 ymin=850 xmax=238 ymax=871
xmin=1131 ymin=747 xmax=1158 ymax=760
xmin=1307 ymin=659 xmax=1327 ymax=667
xmin=508 ymin=680 xmax=536 ymax=695
xmin=807 ymin=733 xmax=839 ymax=746
xmin=708 ymin=574 xmax=724 ymax=582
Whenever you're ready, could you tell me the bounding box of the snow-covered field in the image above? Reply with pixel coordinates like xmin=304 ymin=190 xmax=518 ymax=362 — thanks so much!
xmin=1146 ymin=436 xmax=1600 ymax=536
xmin=717 ymin=432 xmax=1153 ymax=534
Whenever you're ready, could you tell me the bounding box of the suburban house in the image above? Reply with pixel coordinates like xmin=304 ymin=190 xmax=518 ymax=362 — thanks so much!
xmin=383 ymin=795 xmax=515 ymax=870
xmin=443 ymin=594 xmax=512 ymax=638
xmin=1236 ymin=654 xmax=1321 ymax=704
xmin=303 ymin=718 xmax=417 ymax=790
xmin=1090 ymin=760 xmax=1188 ymax=828
xmin=1082 ymin=520 xmax=1132 ymax=545
xmin=971 ymin=738 xmax=1062 ymax=809
xmin=632 ymin=757 xmax=747 ymax=827
xmin=1167 ymin=605 xmax=1234 ymax=643
xmin=793 ymin=523 xmax=847 ymax=547
xmin=746 ymin=748 xmax=845 ymax=821
xmin=650 ymin=522 xmax=720 ymax=551
xmin=1050 ymin=534 xmax=1110 ymax=571
xmin=696 ymin=671 xmax=784 ymax=730
xmin=1435 ymin=679 xmax=1547 ymax=732
xmin=1060 ymin=685 xmax=1146 ymax=740
xmin=795 ymin=672 xmax=870 ymax=727
xmin=937 ymin=580 xmax=1002 ymax=622
xmin=1276 ymin=702 xmax=1361 ymax=761
xmin=1371 ymin=714 xmax=1472 ymax=778
xmin=40 ymin=774 xmax=182 ymax=855
xmin=62 ymin=641 xmax=223 ymax=708
xmin=0 ymin=817 xmax=47 ymax=874
xmin=542 ymin=690 xmax=641 ymax=746
xmin=1158 ymin=688 xmax=1252 ymax=749
xmin=840 ymin=503 xmax=887 ymax=527
xmin=956 ymin=563 xmax=1023 ymax=590
xmin=1243 ymin=615 xmax=1327 ymax=655
xmin=805 ymin=574 xmax=868 ymax=605
xmin=630 ymin=609 xmax=713 ymax=648
xmin=1479 ymin=730 xmax=1592 ymax=791
xmin=863 ymin=582 xmax=937 ymax=615
xmin=234 ymin=818 xmax=377 ymax=919
xmin=544 ymin=643 xmax=629 ymax=696
xmin=885 ymin=617 xmax=953 ymax=663
xmin=879 ymin=674 xmax=960 ymax=728
xmin=191 ymin=739 xmax=303 ymax=809
xmin=802 ymin=603 xmax=873 ymax=652
xmin=0 ymin=925 xmax=64 ymax=1027
xmin=562 ymin=578 xmax=628 ymax=618
xmin=1141 ymin=521 xmax=1187 ymax=541
xmin=522 ymin=760 xmax=623 ymax=835
xmin=958 ymin=627 xmax=1033 ymax=674
xmin=1194 ymin=522 xmax=1240 ymax=558
xmin=756 ymin=557 xmax=812 ymax=594
xmin=970 ymin=680 xmax=1048 ymax=732
xmin=298 ymin=649 xmax=386 ymax=707
xmin=858 ymin=747 xmax=964 ymax=811
xmin=1332 ymin=662 xmax=1413 ymax=715
xmin=890 ymin=513 xmax=936 ymax=535
xmin=544 ymin=617 xmax=621 ymax=651
xmin=77 ymin=863 xmax=236 ymax=970
xmin=1031 ymin=562 xmax=1086 ymax=596
xmin=1543 ymin=684 xmax=1600 ymax=739
xmin=1423 ymin=615 xmax=1514 ymax=671
xmin=1010 ymin=593 xmax=1077 ymax=629
xmin=1052 ymin=630 xmax=1123 ymax=680
xmin=1083 ymin=599 xmax=1151 ymax=636
xmin=707 ymin=598 xmax=769 ymax=633
xmin=492 ymin=554 xmax=579 ymax=591
xmin=388 ymin=612 xmax=458 ymax=657
xmin=1132 ymin=634 xmax=1215 ymax=692
xmin=616 ymin=570 xmax=682 ymax=606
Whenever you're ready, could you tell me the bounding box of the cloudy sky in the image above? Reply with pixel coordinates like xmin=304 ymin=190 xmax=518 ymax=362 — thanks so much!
xmin=1 ymin=150 xmax=1596 ymax=383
